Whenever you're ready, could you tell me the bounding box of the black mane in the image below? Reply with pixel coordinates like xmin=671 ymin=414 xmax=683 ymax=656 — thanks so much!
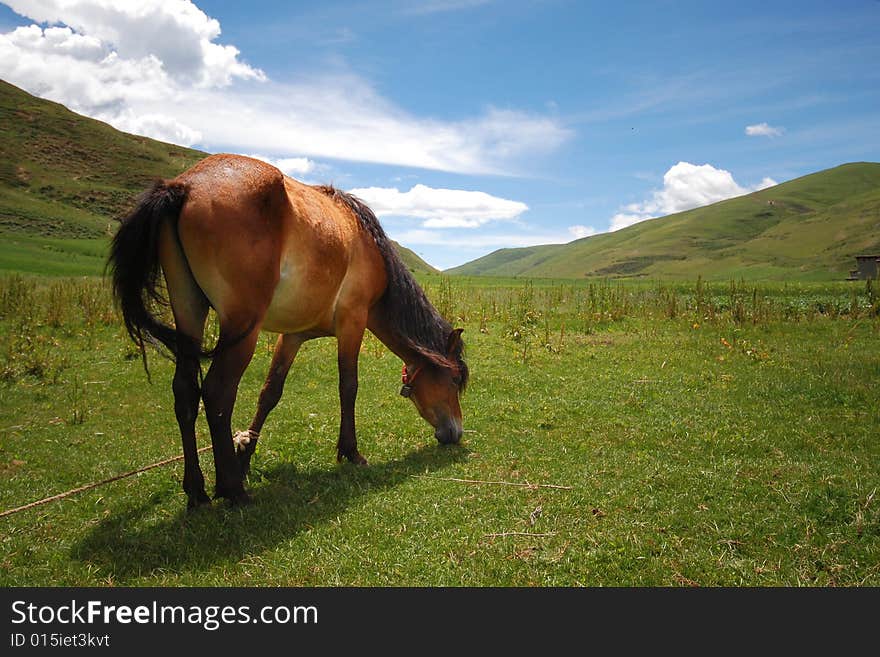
xmin=316 ymin=185 xmax=468 ymax=389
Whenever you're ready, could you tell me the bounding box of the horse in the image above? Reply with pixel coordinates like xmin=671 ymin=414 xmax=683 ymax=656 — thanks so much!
xmin=108 ymin=154 xmax=468 ymax=508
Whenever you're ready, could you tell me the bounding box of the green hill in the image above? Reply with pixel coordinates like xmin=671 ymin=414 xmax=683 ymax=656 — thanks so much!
xmin=0 ymin=79 xmax=436 ymax=277
xmin=391 ymin=240 xmax=440 ymax=275
xmin=448 ymin=163 xmax=880 ymax=281
xmin=0 ymin=80 xmax=205 ymax=238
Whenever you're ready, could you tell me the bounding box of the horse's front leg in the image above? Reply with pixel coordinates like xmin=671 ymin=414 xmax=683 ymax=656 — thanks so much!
xmin=336 ymin=321 xmax=367 ymax=465
xmin=236 ymin=333 xmax=304 ymax=476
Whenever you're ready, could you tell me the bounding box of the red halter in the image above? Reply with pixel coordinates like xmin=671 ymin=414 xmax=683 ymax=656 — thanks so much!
xmin=400 ymin=364 xmax=422 ymax=397
xmin=401 ymin=364 xmax=423 ymax=385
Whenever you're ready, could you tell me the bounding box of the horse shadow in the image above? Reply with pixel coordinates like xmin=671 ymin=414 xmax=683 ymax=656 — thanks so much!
xmin=72 ymin=443 xmax=467 ymax=582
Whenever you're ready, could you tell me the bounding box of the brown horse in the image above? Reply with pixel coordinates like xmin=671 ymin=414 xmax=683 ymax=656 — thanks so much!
xmin=108 ymin=154 xmax=468 ymax=508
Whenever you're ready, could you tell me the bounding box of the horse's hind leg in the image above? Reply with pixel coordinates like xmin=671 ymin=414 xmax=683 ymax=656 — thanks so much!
xmin=161 ymin=225 xmax=210 ymax=509
xmin=237 ymin=333 xmax=304 ymax=476
xmin=174 ymin=336 xmax=210 ymax=509
xmin=201 ymin=323 xmax=261 ymax=504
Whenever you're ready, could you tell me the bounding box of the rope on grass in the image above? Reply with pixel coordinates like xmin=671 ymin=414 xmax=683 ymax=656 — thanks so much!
xmin=0 ymin=446 xmax=211 ymax=519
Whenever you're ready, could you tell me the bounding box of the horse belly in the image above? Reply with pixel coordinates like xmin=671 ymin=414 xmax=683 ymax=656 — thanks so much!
xmin=261 ymin=259 xmax=340 ymax=335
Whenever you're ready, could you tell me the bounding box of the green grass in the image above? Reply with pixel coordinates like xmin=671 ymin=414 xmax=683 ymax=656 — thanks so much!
xmin=1 ymin=275 xmax=877 ymax=586
xmin=0 ymin=235 xmax=108 ymax=276
xmin=447 ymin=162 xmax=880 ymax=280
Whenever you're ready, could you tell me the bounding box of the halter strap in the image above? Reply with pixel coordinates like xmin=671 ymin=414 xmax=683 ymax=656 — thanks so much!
xmin=401 ymin=364 xmax=423 ymax=385
xmin=400 ymin=364 xmax=423 ymax=398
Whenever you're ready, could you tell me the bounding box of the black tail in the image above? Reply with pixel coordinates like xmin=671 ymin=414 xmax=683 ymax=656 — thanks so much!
xmin=107 ymin=179 xmax=189 ymax=372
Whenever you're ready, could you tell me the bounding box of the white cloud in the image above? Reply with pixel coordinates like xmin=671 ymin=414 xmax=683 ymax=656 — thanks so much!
xmin=457 ymin=107 xmax=569 ymax=163
xmin=245 ymin=154 xmax=316 ymax=177
xmin=609 ymin=162 xmax=778 ymax=231
xmin=609 ymin=212 xmax=646 ymax=232
xmin=0 ymin=23 xmax=192 ymax=139
xmin=348 ymin=184 xmax=528 ymax=229
xmin=753 ymin=177 xmax=778 ymax=191
xmin=745 ymin=122 xmax=784 ymax=137
xmin=349 ymin=185 xmax=596 ymax=257
xmin=568 ymin=224 xmax=596 ymax=240
xmin=171 ymin=84 xmax=569 ymax=173
xmin=111 ymin=108 xmax=203 ymax=146
xmin=0 ymin=1 xmax=570 ymax=173
xmin=3 ymin=0 xmax=265 ymax=87
xmin=392 ymin=228 xmax=581 ymax=250
xmin=13 ymin=24 xmax=104 ymax=59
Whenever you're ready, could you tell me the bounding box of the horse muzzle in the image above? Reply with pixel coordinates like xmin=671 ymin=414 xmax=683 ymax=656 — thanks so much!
xmin=435 ymin=418 xmax=463 ymax=445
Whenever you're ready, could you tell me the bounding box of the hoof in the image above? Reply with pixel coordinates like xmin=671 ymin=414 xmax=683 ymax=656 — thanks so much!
xmin=226 ymin=490 xmax=251 ymax=507
xmin=214 ymin=481 xmax=249 ymax=505
xmin=337 ymin=450 xmax=368 ymax=466
xmin=186 ymin=490 xmax=212 ymax=511
xmin=215 ymin=490 xmax=251 ymax=507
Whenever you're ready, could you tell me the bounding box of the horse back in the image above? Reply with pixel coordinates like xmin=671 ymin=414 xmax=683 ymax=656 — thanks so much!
xmin=170 ymin=154 xmax=385 ymax=336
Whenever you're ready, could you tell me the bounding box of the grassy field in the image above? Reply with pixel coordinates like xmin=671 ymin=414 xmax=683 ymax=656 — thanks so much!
xmin=0 ymin=274 xmax=877 ymax=586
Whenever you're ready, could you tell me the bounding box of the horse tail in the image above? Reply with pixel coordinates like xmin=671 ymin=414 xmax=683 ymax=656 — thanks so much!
xmin=107 ymin=179 xmax=189 ymax=374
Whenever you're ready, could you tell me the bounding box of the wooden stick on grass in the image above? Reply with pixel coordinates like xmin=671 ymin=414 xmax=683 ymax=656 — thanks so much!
xmin=0 ymin=446 xmax=212 ymax=519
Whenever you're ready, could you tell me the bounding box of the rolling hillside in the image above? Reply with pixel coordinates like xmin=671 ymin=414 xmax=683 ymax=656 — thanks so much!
xmin=448 ymin=163 xmax=880 ymax=281
xmin=0 ymin=79 xmax=436 ymax=276
xmin=391 ymin=240 xmax=439 ymax=275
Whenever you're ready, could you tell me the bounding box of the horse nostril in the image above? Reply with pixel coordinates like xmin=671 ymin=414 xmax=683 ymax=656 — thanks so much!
xmin=435 ymin=422 xmax=462 ymax=445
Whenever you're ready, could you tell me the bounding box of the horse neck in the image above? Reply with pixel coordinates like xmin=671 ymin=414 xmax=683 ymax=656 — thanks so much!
xmin=367 ymin=309 xmax=423 ymax=367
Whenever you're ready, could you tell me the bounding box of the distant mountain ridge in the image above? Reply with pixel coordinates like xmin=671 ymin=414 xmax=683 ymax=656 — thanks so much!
xmin=447 ymin=162 xmax=880 ymax=281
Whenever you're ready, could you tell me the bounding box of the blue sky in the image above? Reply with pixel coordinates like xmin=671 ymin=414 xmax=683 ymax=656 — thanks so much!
xmin=1 ymin=1 xmax=878 ymax=269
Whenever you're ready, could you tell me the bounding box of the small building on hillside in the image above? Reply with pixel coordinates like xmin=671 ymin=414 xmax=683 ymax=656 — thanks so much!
xmin=846 ymin=255 xmax=880 ymax=280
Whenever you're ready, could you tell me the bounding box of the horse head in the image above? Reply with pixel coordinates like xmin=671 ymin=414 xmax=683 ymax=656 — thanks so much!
xmin=401 ymin=328 xmax=468 ymax=445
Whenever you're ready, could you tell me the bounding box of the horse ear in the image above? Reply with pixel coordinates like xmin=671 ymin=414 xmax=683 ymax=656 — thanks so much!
xmin=446 ymin=328 xmax=464 ymax=355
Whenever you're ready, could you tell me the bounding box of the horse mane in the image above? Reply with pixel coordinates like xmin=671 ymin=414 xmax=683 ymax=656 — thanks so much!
xmin=315 ymin=185 xmax=468 ymax=389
